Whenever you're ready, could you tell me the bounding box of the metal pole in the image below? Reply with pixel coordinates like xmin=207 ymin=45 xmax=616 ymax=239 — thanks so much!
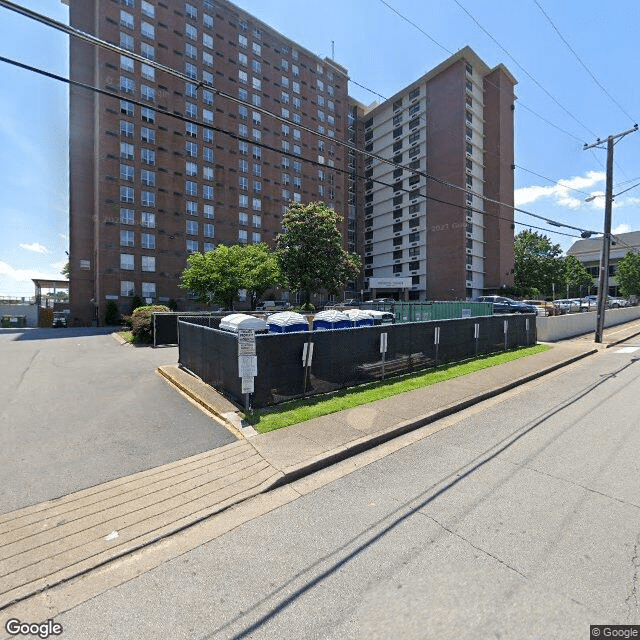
xmin=595 ymin=136 xmax=614 ymax=343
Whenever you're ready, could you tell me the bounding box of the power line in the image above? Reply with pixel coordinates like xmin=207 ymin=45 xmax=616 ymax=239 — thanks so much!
xmin=533 ymin=0 xmax=636 ymax=125
xmin=513 ymin=165 xmax=601 ymax=197
xmin=0 ymin=53 xmax=582 ymax=243
xmin=377 ymin=0 xmax=453 ymax=56
xmin=451 ymin=0 xmax=598 ymax=139
xmin=0 ymin=0 xmax=598 ymax=237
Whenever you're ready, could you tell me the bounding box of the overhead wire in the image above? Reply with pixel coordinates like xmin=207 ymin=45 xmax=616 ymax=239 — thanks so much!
xmin=0 ymin=52 xmax=583 ymax=244
xmin=0 ymin=0 xmax=599 ymax=238
xmin=451 ymin=0 xmax=598 ymax=139
xmin=533 ymin=0 xmax=636 ymax=125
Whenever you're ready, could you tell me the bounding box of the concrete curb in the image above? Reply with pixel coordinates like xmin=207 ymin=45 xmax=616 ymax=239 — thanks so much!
xmin=268 ymin=346 xmax=598 ymax=488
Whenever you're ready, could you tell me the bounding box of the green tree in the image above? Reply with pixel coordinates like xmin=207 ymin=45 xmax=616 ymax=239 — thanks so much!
xmin=61 ymin=262 xmax=70 ymax=279
xmin=514 ymin=230 xmax=564 ymax=297
xmin=276 ymin=202 xmax=361 ymax=306
xmin=616 ymin=251 xmax=640 ymax=298
xmin=181 ymin=245 xmax=245 ymax=309
xmin=562 ymin=255 xmax=593 ymax=298
xmin=239 ymin=243 xmax=281 ymax=308
xmin=180 ymin=244 xmax=281 ymax=309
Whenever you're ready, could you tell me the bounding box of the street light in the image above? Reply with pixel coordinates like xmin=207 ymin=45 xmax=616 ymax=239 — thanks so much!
xmin=585 ymin=181 xmax=640 ymax=203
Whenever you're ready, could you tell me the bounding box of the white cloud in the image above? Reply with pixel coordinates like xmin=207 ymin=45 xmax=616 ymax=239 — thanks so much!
xmin=515 ymin=170 xmax=605 ymax=209
xmin=18 ymin=242 xmax=50 ymax=254
xmin=612 ymin=223 xmax=631 ymax=235
xmin=0 ymin=260 xmax=64 ymax=296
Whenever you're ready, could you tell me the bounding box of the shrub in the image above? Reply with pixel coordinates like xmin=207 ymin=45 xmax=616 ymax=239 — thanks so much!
xmin=129 ymin=304 xmax=170 ymax=343
xmin=129 ymin=295 xmax=143 ymax=315
xmin=104 ymin=300 xmax=120 ymax=325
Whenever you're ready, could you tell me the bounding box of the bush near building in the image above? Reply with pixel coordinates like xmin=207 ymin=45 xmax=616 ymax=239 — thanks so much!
xmin=122 ymin=305 xmax=170 ymax=343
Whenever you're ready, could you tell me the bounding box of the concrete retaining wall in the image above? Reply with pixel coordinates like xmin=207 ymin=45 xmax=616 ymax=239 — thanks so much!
xmin=537 ymin=306 xmax=640 ymax=342
xmin=0 ymin=304 xmax=38 ymax=327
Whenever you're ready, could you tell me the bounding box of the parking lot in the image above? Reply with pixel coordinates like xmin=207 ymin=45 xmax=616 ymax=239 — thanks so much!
xmin=0 ymin=328 xmax=236 ymax=512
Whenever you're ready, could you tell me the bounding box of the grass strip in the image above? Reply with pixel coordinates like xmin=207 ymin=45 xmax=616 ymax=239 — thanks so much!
xmin=247 ymin=344 xmax=551 ymax=433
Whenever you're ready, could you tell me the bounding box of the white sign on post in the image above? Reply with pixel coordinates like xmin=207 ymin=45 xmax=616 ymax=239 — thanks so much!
xmin=474 ymin=323 xmax=480 ymax=339
xmin=238 ymin=355 xmax=258 ymax=378
xmin=434 ymin=326 xmax=441 ymax=345
xmin=380 ymin=332 xmax=388 ymax=354
xmin=237 ymin=329 xmax=256 ymax=355
xmin=302 ymin=342 xmax=314 ymax=366
xmin=241 ymin=377 xmax=254 ymax=394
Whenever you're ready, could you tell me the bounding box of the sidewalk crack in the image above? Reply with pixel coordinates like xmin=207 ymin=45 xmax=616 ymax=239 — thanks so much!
xmin=626 ymin=534 xmax=640 ymax=619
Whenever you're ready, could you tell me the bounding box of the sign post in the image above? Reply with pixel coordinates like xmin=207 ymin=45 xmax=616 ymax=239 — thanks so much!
xmin=474 ymin=322 xmax=480 ymax=357
xmin=503 ymin=319 xmax=509 ymax=351
xmin=302 ymin=341 xmax=314 ymax=397
xmin=434 ymin=326 xmax=441 ymax=367
xmin=380 ymin=332 xmax=388 ymax=380
xmin=237 ymin=329 xmax=256 ymax=411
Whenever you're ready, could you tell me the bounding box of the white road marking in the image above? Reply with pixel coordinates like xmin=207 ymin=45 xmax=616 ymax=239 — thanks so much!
xmin=613 ymin=347 xmax=639 ymax=354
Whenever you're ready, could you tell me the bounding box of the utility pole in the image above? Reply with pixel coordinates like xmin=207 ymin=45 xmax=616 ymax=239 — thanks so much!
xmin=583 ymin=124 xmax=638 ymax=343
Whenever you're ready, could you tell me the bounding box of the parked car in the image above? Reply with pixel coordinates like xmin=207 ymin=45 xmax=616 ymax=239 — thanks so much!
xmin=580 ymin=295 xmax=598 ymax=311
xmin=474 ymin=296 xmax=537 ymax=314
xmin=608 ymin=297 xmax=629 ymax=308
xmin=52 ymin=312 xmax=68 ymax=328
xmin=522 ymin=300 xmax=558 ymax=316
xmin=554 ymin=298 xmax=581 ymax=313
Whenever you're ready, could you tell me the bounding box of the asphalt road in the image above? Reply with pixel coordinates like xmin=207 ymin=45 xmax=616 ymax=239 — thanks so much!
xmin=52 ymin=337 xmax=640 ymax=639
xmin=0 ymin=328 xmax=236 ymax=512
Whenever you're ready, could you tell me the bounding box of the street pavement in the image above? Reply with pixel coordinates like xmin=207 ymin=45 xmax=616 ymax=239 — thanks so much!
xmin=13 ymin=328 xmax=640 ymax=639
xmin=0 ymin=328 xmax=236 ymax=512
xmin=2 ymin=320 xmax=640 ymax=636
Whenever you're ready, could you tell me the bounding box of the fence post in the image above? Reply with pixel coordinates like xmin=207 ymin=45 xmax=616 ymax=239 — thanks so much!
xmin=504 ymin=319 xmax=509 ymax=351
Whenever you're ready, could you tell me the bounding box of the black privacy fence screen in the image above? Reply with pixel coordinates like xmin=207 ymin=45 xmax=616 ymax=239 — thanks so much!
xmin=178 ymin=314 xmax=536 ymax=409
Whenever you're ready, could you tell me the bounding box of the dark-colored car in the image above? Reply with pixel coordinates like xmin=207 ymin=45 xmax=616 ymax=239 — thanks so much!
xmin=52 ymin=312 xmax=68 ymax=328
xmin=474 ymin=296 xmax=536 ymax=314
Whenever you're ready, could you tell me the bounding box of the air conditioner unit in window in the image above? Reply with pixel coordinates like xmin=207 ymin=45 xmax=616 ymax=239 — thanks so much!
xmin=466 ymin=248 xmax=472 ymax=254
xmin=466 ymin=264 xmax=472 ymax=270
xmin=466 ymin=232 xmax=472 ymax=239
xmin=466 ymin=280 xmax=473 ymax=287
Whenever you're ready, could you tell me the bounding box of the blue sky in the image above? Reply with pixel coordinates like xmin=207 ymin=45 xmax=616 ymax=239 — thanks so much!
xmin=1 ymin=0 xmax=639 ymax=296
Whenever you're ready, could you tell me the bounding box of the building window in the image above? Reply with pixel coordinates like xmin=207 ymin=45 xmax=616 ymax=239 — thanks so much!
xmin=120 ymin=230 xmax=135 ymax=247
xmin=141 ymin=21 xmax=154 ymax=39
xmin=185 ymin=180 xmax=197 ymax=196
xmin=185 ymin=2 xmax=197 ymax=19
xmin=141 ymin=191 xmax=155 ymax=207
xmin=203 ymin=33 xmax=213 ymax=49
xmin=186 ymin=220 xmax=198 ymax=236
xmin=186 ymin=141 xmax=198 ymax=157
xmin=141 ymin=282 xmax=156 ymax=300
xmin=204 ymin=242 xmax=214 ymax=253
xmin=141 ymin=233 xmax=155 ymax=249
xmin=252 ymin=232 xmax=261 ymax=243
xmin=121 ymin=280 xmax=134 ymax=297
xmin=238 ymin=229 xmax=248 ymax=243
xmin=120 ymin=254 xmax=134 ymax=271
xmin=203 ymin=204 xmax=214 ymax=219
xmin=120 ymin=208 xmax=134 ymax=225
xmin=120 ymin=120 xmax=134 ymax=138
xmin=238 ymin=34 xmax=248 ymax=48
xmin=141 ymin=170 xmax=155 ymax=187
xmin=141 ymin=1 xmax=154 ymax=19
xmin=120 ymin=142 xmax=134 ymax=160
xmin=120 ymin=186 xmax=134 ymax=204
xmin=203 ymin=223 xmax=214 ymax=238
xmin=186 ymin=201 xmax=198 ymax=216
xmin=120 ymin=100 xmax=134 ymax=116
xmin=141 ymin=85 xmax=155 ymax=102
xmin=203 ymin=13 xmax=213 ymax=28
xmin=140 ymin=42 xmax=154 ymax=60
xmin=186 ymin=240 xmax=199 ymax=253
xmin=120 ymin=10 xmax=134 ymax=29
xmin=203 ymin=147 xmax=214 ymax=163
xmin=141 ymin=107 xmax=154 ymax=123
xmin=141 ymin=148 xmax=155 ymax=165
xmin=120 ymin=164 xmax=134 ymax=182
xmin=120 ymin=32 xmax=134 ymax=51
xmin=140 ymin=255 xmax=155 ymax=273
xmin=141 ymin=211 xmax=155 ymax=228
xmin=141 ymin=127 xmax=155 ymax=143
xmin=186 ymin=23 xmax=197 ymax=40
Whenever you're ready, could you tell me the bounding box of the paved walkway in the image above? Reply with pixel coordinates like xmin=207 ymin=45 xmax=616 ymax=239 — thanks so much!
xmin=2 ymin=319 xmax=640 ymax=610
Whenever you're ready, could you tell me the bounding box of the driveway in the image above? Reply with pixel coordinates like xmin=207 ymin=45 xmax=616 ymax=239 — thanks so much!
xmin=0 ymin=328 xmax=237 ymax=512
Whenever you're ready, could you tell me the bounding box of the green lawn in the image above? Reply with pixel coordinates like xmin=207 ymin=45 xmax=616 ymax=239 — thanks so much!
xmin=245 ymin=344 xmax=551 ymax=433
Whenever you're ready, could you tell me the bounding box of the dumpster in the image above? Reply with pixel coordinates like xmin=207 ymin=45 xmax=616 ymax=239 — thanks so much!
xmin=344 ymin=309 xmax=374 ymax=327
xmin=368 ymin=310 xmax=395 ymax=325
xmin=267 ymin=311 xmax=309 ymax=333
xmin=219 ymin=313 xmax=268 ymax=333
xmin=312 ymin=310 xmax=352 ymax=330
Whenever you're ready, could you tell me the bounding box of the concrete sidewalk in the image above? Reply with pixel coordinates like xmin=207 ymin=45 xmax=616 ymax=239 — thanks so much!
xmin=2 ymin=320 xmax=639 ymax=610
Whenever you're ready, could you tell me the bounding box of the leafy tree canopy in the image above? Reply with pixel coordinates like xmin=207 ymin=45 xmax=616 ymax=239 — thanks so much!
xmin=276 ymin=202 xmax=361 ymax=304
xmin=616 ymin=251 xmax=640 ymax=298
xmin=514 ymin=229 xmax=564 ymax=297
xmin=562 ymin=255 xmax=593 ymax=297
xmin=180 ymin=243 xmax=281 ymax=309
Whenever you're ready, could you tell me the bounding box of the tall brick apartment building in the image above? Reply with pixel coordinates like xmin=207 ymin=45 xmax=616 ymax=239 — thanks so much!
xmin=64 ymin=0 xmax=514 ymax=324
